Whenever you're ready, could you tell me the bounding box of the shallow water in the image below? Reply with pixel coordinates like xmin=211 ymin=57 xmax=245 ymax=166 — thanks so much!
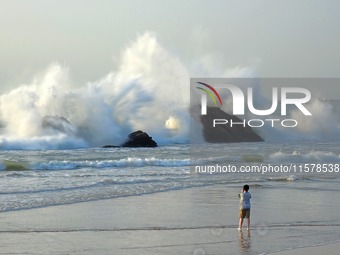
xmin=0 ymin=140 xmax=339 ymax=214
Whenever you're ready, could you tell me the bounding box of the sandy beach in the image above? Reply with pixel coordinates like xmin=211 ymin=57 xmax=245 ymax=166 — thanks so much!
xmin=268 ymin=242 xmax=340 ymax=255
xmin=0 ymin=184 xmax=339 ymax=255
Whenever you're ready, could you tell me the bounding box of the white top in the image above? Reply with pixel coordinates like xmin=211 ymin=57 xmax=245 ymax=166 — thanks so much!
xmin=239 ymin=192 xmax=251 ymax=209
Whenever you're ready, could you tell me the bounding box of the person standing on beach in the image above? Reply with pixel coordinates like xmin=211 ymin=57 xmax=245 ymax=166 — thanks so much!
xmin=238 ymin=184 xmax=251 ymax=230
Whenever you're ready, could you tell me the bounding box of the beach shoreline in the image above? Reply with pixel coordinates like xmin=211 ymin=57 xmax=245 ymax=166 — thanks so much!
xmin=1 ymin=184 xmax=339 ymax=254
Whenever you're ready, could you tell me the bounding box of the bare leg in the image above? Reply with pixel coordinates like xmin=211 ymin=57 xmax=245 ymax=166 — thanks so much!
xmin=247 ymin=217 xmax=250 ymax=230
xmin=238 ymin=218 xmax=243 ymax=230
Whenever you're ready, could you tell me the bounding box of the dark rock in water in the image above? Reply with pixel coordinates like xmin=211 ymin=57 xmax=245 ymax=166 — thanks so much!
xmin=41 ymin=115 xmax=76 ymax=135
xmin=102 ymin=145 xmax=120 ymax=148
xmin=121 ymin=130 xmax=158 ymax=147
xmin=201 ymin=107 xmax=264 ymax=143
xmin=102 ymin=131 xmax=158 ymax=148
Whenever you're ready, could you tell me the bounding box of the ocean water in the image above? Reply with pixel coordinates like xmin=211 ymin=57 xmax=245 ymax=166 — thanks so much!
xmin=0 ymin=33 xmax=340 ymax=253
xmin=1 ymin=140 xmax=339 ymax=213
xmin=1 ymin=140 xmax=340 ymax=254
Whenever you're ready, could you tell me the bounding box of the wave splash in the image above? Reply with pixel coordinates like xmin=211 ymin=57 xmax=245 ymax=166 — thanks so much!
xmin=0 ymin=33 xmax=190 ymax=149
xmin=1 ymin=32 xmax=340 ymax=150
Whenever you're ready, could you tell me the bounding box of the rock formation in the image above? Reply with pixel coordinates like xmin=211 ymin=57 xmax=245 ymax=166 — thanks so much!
xmin=200 ymin=107 xmax=264 ymax=143
xmin=121 ymin=130 xmax=158 ymax=147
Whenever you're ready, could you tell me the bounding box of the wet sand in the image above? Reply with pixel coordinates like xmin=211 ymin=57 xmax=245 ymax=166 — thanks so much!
xmin=0 ymin=184 xmax=339 ymax=254
xmin=267 ymin=242 xmax=340 ymax=255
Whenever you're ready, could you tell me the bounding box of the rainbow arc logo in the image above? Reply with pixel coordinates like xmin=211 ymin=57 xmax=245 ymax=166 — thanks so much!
xmin=196 ymin=82 xmax=223 ymax=115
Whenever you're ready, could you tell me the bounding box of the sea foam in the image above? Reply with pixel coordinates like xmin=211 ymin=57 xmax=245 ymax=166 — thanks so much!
xmin=1 ymin=33 xmax=340 ymax=150
xmin=0 ymin=33 xmax=190 ymax=149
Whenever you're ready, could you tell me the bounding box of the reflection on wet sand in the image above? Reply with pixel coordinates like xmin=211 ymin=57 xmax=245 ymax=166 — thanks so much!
xmin=239 ymin=230 xmax=251 ymax=253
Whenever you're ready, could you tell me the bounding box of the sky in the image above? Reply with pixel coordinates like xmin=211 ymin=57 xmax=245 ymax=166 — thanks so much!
xmin=1 ymin=0 xmax=340 ymax=97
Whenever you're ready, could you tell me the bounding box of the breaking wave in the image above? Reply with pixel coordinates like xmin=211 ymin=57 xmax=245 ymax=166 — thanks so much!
xmin=0 ymin=157 xmax=191 ymax=171
xmin=0 ymin=32 xmax=340 ymax=150
xmin=0 ymin=33 xmax=190 ymax=149
xmin=268 ymin=150 xmax=340 ymax=163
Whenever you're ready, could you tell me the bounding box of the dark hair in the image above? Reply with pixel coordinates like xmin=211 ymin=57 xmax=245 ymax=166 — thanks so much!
xmin=243 ymin=184 xmax=249 ymax=191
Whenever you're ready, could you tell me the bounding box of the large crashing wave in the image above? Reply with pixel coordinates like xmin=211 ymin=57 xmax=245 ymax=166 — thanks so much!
xmin=0 ymin=32 xmax=340 ymax=150
xmin=0 ymin=33 xmax=190 ymax=149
